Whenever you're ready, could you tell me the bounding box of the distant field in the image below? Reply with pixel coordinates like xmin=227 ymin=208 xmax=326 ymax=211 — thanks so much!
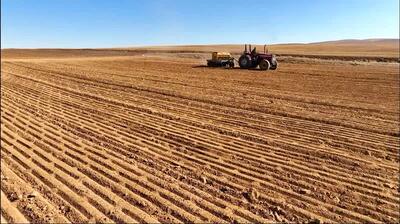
xmin=2 ymin=39 xmax=399 ymax=60
xmin=129 ymin=39 xmax=399 ymax=57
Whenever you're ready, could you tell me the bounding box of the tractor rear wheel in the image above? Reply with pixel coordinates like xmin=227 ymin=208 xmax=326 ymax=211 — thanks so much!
xmin=239 ymin=55 xmax=252 ymax=68
xmin=259 ymin=59 xmax=270 ymax=70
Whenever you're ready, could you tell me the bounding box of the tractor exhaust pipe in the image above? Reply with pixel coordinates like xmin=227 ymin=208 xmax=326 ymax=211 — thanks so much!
xmin=245 ymin=44 xmax=247 ymax=53
xmin=249 ymin=44 xmax=252 ymax=52
xmin=264 ymin=44 xmax=266 ymax=53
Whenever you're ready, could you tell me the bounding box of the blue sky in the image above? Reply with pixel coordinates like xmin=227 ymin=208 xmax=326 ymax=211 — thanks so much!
xmin=1 ymin=0 xmax=399 ymax=48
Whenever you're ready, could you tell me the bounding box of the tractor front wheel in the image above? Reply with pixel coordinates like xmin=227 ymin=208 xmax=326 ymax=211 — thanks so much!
xmin=270 ymin=61 xmax=278 ymax=70
xmin=259 ymin=60 xmax=270 ymax=70
xmin=239 ymin=55 xmax=252 ymax=68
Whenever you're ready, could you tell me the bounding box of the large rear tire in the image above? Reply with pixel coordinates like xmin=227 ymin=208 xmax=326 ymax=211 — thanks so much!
xmin=239 ymin=55 xmax=252 ymax=68
xmin=259 ymin=59 xmax=270 ymax=70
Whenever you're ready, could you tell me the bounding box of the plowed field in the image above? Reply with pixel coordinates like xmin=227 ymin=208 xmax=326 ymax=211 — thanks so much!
xmin=1 ymin=53 xmax=399 ymax=223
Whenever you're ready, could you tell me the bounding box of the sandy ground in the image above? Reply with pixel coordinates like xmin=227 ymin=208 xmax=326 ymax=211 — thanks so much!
xmin=1 ymin=51 xmax=399 ymax=223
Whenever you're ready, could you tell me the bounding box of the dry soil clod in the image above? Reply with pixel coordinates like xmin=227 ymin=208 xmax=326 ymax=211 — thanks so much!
xmin=200 ymin=176 xmax=207 ymax=184
xmin=308 ymin=218 xmax=324 ymax=224
xmin=243 ymin=188 xmax=260 ymax=202
xmin=299 ymin=188 xmax=311 ymax=195
xmin=27 ymin=191 xmax=38 ymax=199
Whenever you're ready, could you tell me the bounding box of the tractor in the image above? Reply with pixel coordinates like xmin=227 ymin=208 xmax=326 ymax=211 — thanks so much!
xmin=238 ymin=44 xmax=278 ymax=70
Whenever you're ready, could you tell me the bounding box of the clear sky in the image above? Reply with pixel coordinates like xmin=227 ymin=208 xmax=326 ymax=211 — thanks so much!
xmin=1 ymin=0 xmax=399 ymax=48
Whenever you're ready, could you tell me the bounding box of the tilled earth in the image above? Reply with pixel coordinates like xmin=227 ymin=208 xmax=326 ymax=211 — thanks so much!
xmin=1 ymin=54 xmax=399 ymax=223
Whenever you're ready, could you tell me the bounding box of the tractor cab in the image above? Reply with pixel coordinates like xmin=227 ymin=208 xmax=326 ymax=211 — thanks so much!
xmin=251 ymin=47 xmax=257 ymax=55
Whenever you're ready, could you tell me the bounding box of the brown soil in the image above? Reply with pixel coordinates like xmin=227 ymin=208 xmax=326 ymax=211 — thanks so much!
xmin=1 ymin=51 xmax=399 ymax=223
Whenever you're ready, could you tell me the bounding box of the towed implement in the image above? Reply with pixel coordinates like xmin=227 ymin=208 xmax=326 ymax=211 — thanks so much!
xmin=207 ymin=52 xmax=235 ymax=68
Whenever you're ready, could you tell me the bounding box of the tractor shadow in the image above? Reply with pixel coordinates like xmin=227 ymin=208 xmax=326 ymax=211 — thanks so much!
xmin=192 ymin=65 xmax=264 ymax=71
xmin=191 ymin=65 xmax=209 ymax=68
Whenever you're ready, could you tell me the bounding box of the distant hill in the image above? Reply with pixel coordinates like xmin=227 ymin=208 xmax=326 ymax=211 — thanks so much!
xmin=311 ymin=38 xmax=398 ymax=45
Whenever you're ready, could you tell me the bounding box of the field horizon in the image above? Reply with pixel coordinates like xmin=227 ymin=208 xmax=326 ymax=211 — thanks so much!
xmin=2 ymin=38 xmax=399 ymax=58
